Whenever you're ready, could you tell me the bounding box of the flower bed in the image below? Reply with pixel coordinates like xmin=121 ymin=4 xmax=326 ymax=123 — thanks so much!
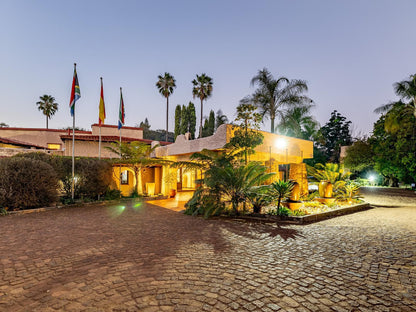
xmin=241 ymin=200 xmax=370 ymax=224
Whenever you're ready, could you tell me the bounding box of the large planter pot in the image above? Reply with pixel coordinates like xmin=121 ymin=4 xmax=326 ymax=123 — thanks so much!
xmin=318 ymin=181 xmax=333 ymax=198
xmin=287 ymin=201 xmax=303 ymax=211
xmin=324 ymin=182 xmax=333 ymax=198
xmin=318 ymin=181 xmax=328 ymax=197
xmin=169 ymin=189 xmax=176 ymax=198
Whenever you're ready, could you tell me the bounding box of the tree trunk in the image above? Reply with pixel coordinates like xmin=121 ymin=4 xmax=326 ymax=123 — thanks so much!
xmin=199 ymin=98 xmax=203 ymax=138
xmin=166 ymin=97 xmax=169 ymax=142
xmin=46 ymin=115 xmax=48 ymax=129
xmin=271 ymin=117 xmax=274 ymax=133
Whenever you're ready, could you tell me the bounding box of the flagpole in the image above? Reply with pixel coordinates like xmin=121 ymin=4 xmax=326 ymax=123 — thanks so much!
xmin=71 ymin=63 xmax=76 ymax=200
xmin=119 ymin=87 xmax=122 ymax=194
xmin=99 ymin=77 xmax=103 ymax=160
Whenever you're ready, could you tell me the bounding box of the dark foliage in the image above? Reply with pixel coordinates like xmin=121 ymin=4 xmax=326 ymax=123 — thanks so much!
xmin=0 ymin=157 xmax=58 ymax=209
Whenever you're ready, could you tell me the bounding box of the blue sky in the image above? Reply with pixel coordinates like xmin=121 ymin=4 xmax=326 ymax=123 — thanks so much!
xmin=1 ymin=0 xmax=415 ymax=136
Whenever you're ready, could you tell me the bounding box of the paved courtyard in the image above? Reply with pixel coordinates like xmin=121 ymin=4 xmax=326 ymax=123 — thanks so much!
xmin=0 ymin=188 xmax=415 ymax=311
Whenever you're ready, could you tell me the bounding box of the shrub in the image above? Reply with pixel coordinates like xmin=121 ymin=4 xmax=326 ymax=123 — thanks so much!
xmin=104 ymin=189 xmax=121 ymax=200
xmin=269 ymin=206 xmax=291 ymax=217
xmin=0 ymin=158 xmax=58 ymax=209
xmin=14 ymin=153 xmax=114 ymax=200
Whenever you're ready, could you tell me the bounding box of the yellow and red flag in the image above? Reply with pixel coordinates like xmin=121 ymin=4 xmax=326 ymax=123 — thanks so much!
xmin=99 ymin=77 xmax=106 ymax=125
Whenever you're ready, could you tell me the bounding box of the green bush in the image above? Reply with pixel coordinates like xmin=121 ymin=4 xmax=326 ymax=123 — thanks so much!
xmin=14 ymin=153 xmax=114 ymax=200
xmin=104 ymin=189 xmax=121 ymax=200
xmin=0 ymin=157 xmax=58 ymax=209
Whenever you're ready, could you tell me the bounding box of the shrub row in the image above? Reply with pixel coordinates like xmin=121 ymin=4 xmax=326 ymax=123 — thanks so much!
xmin=0 ymin=153 xmax=116 ymax=210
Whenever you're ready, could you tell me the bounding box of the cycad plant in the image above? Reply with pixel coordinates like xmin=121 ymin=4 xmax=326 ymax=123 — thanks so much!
xmin=269 ymin=180 xmax=294 ymax=210
xmin=184 ymin=148 xmax=274 ymax=217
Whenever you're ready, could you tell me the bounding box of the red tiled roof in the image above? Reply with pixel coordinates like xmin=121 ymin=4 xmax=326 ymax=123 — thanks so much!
xmin=0 ymin=127 xmax=91 ymax=134
xmin=0 ymin=136 xmax=48 ymax=149
xmin=91 ymin=124 xmax=143 ymax=131
xmin=59 ymin=135 xmax=171 ymax=145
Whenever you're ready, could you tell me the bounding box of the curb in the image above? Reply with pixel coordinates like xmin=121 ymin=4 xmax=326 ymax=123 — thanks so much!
xmin=233 ymin=203 xmax=371 ymax=224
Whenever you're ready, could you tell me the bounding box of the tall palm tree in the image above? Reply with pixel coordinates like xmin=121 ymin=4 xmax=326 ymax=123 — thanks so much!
xmin=374 ymin=74 xmax=416 ymax=133
xmin=156 ymin=73 xmax=176 ymax=141
xmin=243 ymin=68 xmax=312 ymax=133
xmin=277 ymin=103 xmax=320 ymax=140
xmin=36 ymin=95 xmax=58 ymax=129
xmin=192 ymin=74 xmax=213 ymax=138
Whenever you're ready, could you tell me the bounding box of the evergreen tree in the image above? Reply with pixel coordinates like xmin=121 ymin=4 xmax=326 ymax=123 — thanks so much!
xmin=174 ymin=105 xmax=181 ymax=139
xmin=139 ymin=118 xmax=151 ymax=138
xmin=318 ymin=110 xmax=352 ymax=162
xmin=188 ymin=102 xmax=197 ymax=139
xmin=202 ymin=118 xmax=210 ymax=138
xmin=226 ymin=103 xmax=264 ymax=164
xmin=208 ymin=110 xmax=215 ymax=135
xmin=180 ymin=104 xmax=188 ymax=135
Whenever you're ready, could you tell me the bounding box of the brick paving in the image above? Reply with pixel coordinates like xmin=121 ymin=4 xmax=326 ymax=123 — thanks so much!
xmin=0 ymin=188 xmax=415 ymax=311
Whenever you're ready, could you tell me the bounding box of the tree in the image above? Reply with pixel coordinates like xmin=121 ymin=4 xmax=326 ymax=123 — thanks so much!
xmin=180 ymin=105 xmax=188 ymax=135
xmin=277 ymin=104 xmax=319 ymax=140
xmin=174 ymin=105 xmax=181 ymax=139
xmin=192 ymin=74 xmax=213 ymax=138
xmin=215 ymin=109 xmax=228 ymax=130
xmin=36 ymin=95 xmax=58 ymax=129
xmin=226 ymin=103 xmax=264 ymax=164
xmin=201 ymin=110 xmax=215 ymax=138
xmin=374 ymin=74 xmax=416 ymax=130
xmin=0 ymin=122 xmax=9 ymax=128
xmin=188 ymin=102 xmax=197 ymax=139
xmin=242 ymin=68 xmax=312 ymax=133
xmin=370 ymin=108 xmax=416 ymax=186
xmin=202 ymin=119 xmax=209 ymax=138
xmin=156 ymin=72 xmax=176 ymax=142
xmin=318 ymin=110 xmax=352 ymax=162
xmin=343 ymin=139 xmax=374 ymax=173
xmin=106 ymin=141 xmax=168 ymax=194
xmin=208 ymin=110 xmax=215 ymax=135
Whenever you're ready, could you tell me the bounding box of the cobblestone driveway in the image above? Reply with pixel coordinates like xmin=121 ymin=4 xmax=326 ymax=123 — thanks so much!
xmin=0 ymin=188 xmax=415 ymax=311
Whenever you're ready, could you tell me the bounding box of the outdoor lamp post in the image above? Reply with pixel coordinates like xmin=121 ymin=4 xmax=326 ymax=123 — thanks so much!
xmin=275 ymin=138 xmax=288 ymax=180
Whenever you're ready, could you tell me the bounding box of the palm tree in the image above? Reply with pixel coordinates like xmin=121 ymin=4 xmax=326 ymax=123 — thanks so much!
xmin=374 ymin=74 xmax=416 ymax=133
xmin=277 ymin=104 xmax=320 ymax=139
xmin=156 ymin=73 xmax=176 ymax=142
xmin=192 ymin=74 xmax=213 ymax=138
xmin=243 ymin=68 xmax=312 ymax=133
xmin=36 ymin=95 xmax=58 ymax=129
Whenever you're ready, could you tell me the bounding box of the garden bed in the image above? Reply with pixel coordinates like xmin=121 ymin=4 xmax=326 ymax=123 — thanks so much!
xmin=236 ymin=202 xmax=371 ymax=224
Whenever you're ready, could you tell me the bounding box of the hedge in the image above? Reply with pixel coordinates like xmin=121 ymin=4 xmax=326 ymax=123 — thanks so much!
xmin=0 ymin=157 xmax=58 ymax=209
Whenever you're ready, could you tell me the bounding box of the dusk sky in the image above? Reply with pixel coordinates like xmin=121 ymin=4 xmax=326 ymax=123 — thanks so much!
xmin=1 ymin=0 xmax=415 ymax=136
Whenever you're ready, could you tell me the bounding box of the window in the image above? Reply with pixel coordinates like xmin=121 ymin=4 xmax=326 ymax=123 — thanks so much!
xmin=47 ymin=143 xmax=61 ymax=150
xmin=120 ymin=170 xmax=129 ymax=185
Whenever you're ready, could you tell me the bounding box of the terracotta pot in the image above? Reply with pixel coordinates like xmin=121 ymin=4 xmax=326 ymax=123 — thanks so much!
xmin=169 ymin=189 xmax=176 ymax=198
